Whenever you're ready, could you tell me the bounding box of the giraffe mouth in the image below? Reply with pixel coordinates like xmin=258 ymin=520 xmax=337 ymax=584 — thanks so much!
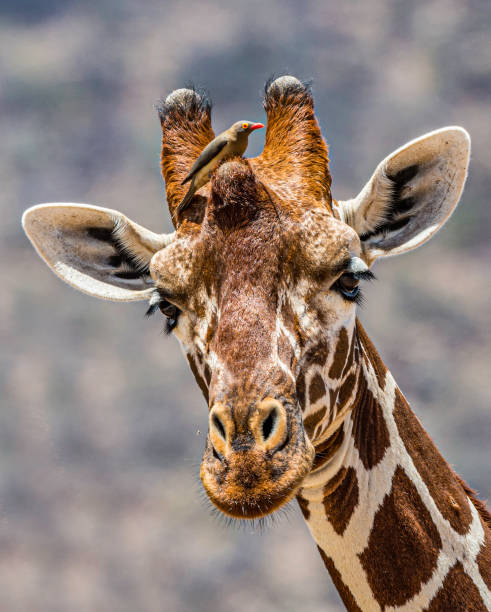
xmin=200 ymin=430 xmax=315 ymax=519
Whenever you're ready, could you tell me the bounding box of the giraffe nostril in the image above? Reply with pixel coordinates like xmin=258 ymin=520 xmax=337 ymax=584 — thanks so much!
xmin=212 ymin=445 xmax=222 ymax=461
xmin=261 ymin=408 xmax=278 ymax=442
xmin=212 ymin=414 xmax=226 ymax=441
xmin=208 ymin=404 xmax=233 ymax=458
xmin=252 ymin=399 xmax=288 ymax=451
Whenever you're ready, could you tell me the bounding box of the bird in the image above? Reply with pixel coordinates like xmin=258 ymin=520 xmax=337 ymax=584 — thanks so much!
xmin=176 ymin=120 xmax=264 ymax=216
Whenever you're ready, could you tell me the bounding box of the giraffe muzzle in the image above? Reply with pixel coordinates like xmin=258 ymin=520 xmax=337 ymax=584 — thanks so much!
xmin=200 ymin=398 xmax=315 ymax=519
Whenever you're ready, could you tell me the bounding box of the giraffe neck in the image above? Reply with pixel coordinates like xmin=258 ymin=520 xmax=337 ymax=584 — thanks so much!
xmin=298 ymin=322 xmax=491 ymax=611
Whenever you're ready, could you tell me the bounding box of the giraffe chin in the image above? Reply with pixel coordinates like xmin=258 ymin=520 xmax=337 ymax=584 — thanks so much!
xmin=200 ymin=441 xmax=315 ymax=519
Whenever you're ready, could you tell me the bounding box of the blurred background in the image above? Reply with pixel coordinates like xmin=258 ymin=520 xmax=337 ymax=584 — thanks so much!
xmin=1 ymin=1 xmax=491 ymax=610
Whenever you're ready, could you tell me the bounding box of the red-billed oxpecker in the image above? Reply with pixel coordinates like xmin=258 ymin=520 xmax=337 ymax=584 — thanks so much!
xmin=177 ymin=120 xmax=264 ymax=217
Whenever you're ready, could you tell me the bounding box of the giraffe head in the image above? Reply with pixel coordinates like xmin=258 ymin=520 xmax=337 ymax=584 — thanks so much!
xmin=23 ymin=77 xmax=470 ymax=519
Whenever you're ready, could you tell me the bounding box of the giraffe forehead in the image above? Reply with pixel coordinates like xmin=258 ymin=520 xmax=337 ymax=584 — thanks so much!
xmin=298 ymin=209 xmax=361 ymax=270
xmin=149 ymin=234 xmax=200 ymax=296
xmin=151 ymin=210 xmax=358 ymax=298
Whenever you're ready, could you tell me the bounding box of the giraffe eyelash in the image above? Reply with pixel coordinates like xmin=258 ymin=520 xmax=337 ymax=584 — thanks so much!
xmin=145 ymin=289 xmax=180 ymax=334
xmin=335 ymin=269 xmax=376 ymax=305
xmin=355 ymin=270 xmax=376 ymax=282
xmin=353 ymin=290 xmax=366 ymax=307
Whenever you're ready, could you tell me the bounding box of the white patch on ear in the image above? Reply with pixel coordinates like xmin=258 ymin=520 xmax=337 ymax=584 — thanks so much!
xmin=339 ymin=127 xmax=471 ymax=260
xmin=22 ymin=203 xmax=173 ymax=301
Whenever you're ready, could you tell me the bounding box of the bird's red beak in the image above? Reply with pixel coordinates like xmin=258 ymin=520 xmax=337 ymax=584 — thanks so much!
xmin=250 ymin=123 xmax=264 ymax=131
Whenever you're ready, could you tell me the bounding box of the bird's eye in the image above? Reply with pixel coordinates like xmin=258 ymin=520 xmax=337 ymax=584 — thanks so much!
xmin=336 ymin=273 xmax=360 ymax=300
xmin=242 ymin=122 xmax=249 ymax=129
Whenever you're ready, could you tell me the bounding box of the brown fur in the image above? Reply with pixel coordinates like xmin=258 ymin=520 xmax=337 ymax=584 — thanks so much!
xmin=393 ymin=387 xmax=474 ymax=535
xmin=336 ymin=371 xmax=357 ymax=410
xmin=455 ymin=473 xmax=491 ymax=531
xmin=195 ymin=160 xmax=316 ymax=518
xmin=22 ymin=76 xmax=490 ymax=610
xmin=157 ymin=89 xmax=215 ymax=223
xmin=309 ymin=372 xmax=327 ymax=404
xmin=350 ymin=362 xmax=390 ymax=470
xmin=329 ymin=327 xmax=350 ymax=379
xmin=296 ymin=492 xmax=311 ymax=520
xmin=477 ymin=527 xmax=491 ymax=590
xmin=251 ymin=79 xmax=332 ymax=211
xmin=303 ymin=404 xmax=329 ymax=439
xmin=302 ymin=340 xmax=330 ymax=368
xmin=296 ymin=371 xmax=307 ymax=411
xmin=152 ymin=78 xmax=490 ymax=606
xmin=426 ymin=562 xmax=487 ymax=611
xmin=360 ymin=466 xmax=442 ymax=607
xmin=356 ymin=320 xmax=387 ymax=390
xmin=323 ymin=466 xmax=359 ymax=535
xmin=312 ymin=425 xmax=345 ymax=471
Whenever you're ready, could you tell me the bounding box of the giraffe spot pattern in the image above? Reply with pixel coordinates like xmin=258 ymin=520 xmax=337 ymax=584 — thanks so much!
xmin=393 ymin=387 xmax=473 ymax=535
xmin=323 ymin=466 xmax=359 ymax=536
xmin=309 ymin=372 xmax=326 ymax=405
xmin=312 ymin=425 xmax=344 ymax=471
xmin=296 ymin=371 xmax=306 ymax=411
xmin=297 ymin=339 xmax=330 ymax=413
xmin=351 ymin=371 xmax=390 ymax=470
xmin=477 ymin=525 xmax=491 ymax=591
xmin=341 ymin=326 xmax=356 ymax=379
xmin=304 ymin=339 xmax=329 ymax=367
xmin=296 ymin=492 xmax=310 ymax=520
xmin=317 ymin=546 xmax=362 ymax=612
xmin=303 ymin=405 xmax=328 ymax=439
xmin=329 ymin=327 xmax=349 ymax=379
xmin=425 ymin=561 xmax=487 ymax=611
xmin=356 ymin=320 xmax=387 ymax=389
xmin=337 ymin=371 xmax=356 ymax=409
xmin=186 ymin=354 xmax=209 ymax=401
xmin=328 ymin=389 xmax=337 ymax=425
xmin=359 ymin=466 xmax=442 ymax=608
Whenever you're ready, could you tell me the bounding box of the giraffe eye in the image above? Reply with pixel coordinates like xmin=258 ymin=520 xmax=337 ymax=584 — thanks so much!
xmin=146 ymin=294 xmax=180 ymax=334
xmin=335 ymin=269 xmax=375 ymax=302
xmin=336 ymin=273 xmax=360 ymax=300
xmin=158 ymin=300 xmax=180 ymax=333
xmin=159 ymin=300 xmax=177 ymax=318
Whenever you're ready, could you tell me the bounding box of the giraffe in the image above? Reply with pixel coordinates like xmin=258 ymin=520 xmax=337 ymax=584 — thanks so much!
xmin=22 ymin=76 xmax=491 ymax=610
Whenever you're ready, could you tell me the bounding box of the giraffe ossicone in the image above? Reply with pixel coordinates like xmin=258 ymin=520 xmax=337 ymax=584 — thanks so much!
xmin=23 ymin=76 xmax=490 ymax=611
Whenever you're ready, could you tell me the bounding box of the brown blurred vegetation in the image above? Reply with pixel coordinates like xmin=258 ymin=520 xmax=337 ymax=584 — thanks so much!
xmin=1 ymin=1 xmax=491 ymax=610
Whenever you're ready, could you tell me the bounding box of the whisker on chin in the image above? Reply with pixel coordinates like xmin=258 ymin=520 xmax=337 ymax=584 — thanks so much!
xmin=195 ymin=474 xmax=299 ymax=534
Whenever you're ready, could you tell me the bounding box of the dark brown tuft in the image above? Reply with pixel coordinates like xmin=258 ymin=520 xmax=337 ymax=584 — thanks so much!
xmin=264 ymin=75 xmax=313 ymax=110
xmin=155 ymin=85 xmax=212 ymax=124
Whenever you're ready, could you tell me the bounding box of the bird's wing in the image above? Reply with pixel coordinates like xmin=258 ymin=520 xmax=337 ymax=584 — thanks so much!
xmin=181 ymin=137 xmax=228 ymax=184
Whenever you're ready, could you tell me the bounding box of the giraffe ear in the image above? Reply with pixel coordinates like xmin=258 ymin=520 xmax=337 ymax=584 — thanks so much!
xmin=338 ymin=127 xmax=470 ymax=260
xmin=22 ymin=203 xmax=174 ymax=301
